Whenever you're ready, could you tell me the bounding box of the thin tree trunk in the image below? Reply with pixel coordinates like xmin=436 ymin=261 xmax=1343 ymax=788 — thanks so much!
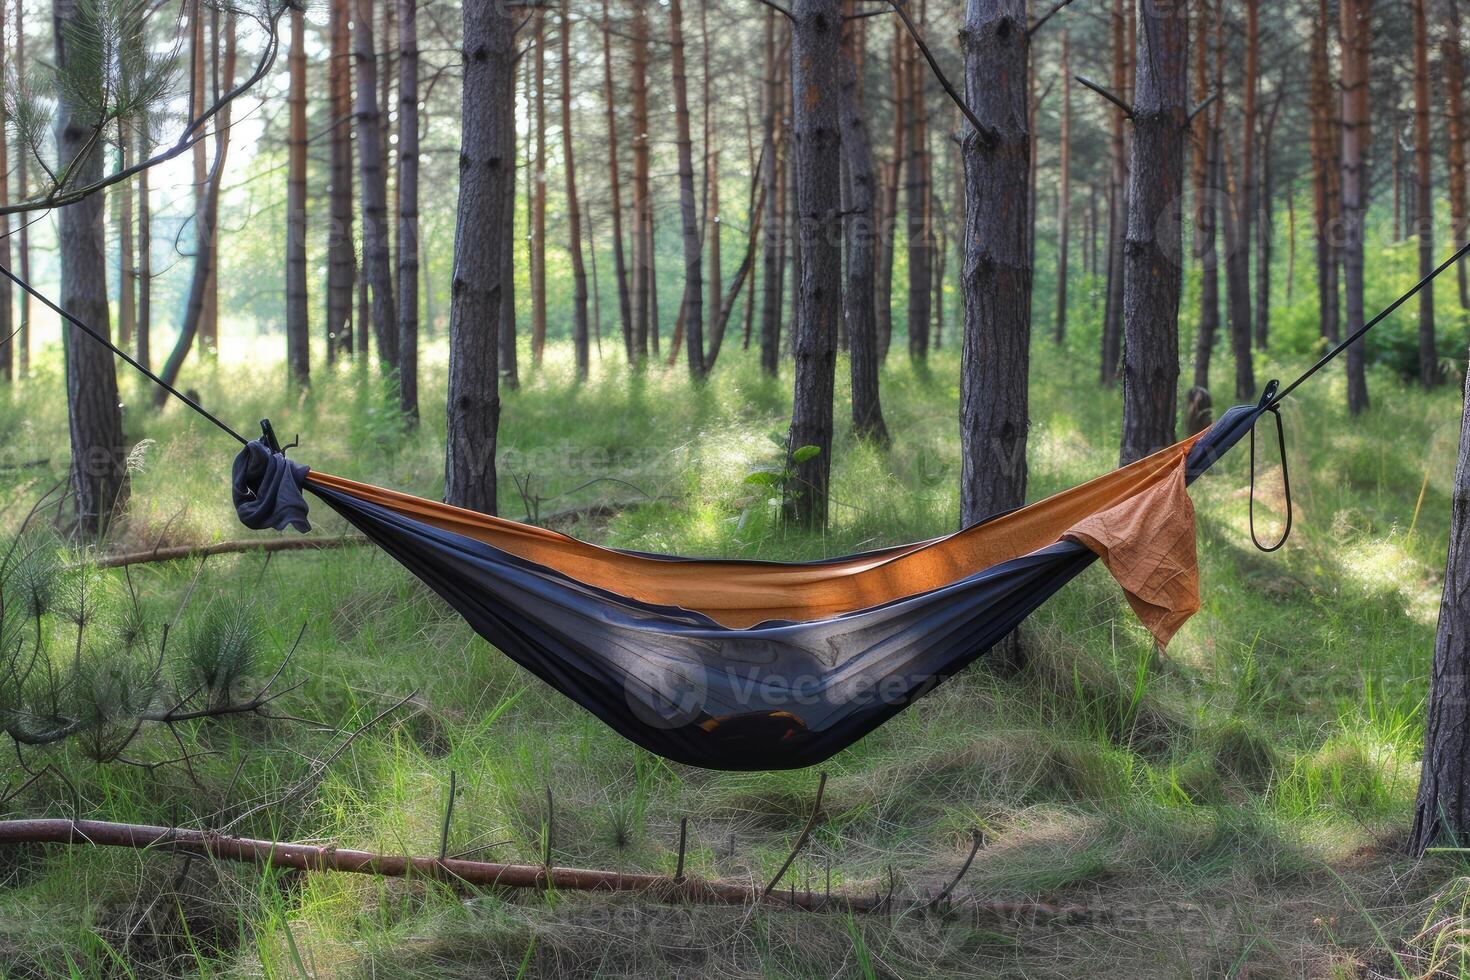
xmin=1099 ymin=0 xmax=1127 ymax=387
xmin=701 ymin=0 xmax=720 ymax=358
xmin=499 ymin=55 xmax=518 ymax=390
xmin=1119 ymin=0 xmax=1187 ymax=465
xmin=190 ymin=1 xmax=213 ymax=354
xmin=1412 ymin=0 xmax=1438 ymax=387
xmin=1054 ymin=29 xmax=1071 ymax=346
xmin=444 ymin=0 xmax=513 ymax=515
xmin=759 ymin=12 xmax=784 ymax=376
xmin=13 ymin=0 xmax=27 ymax=377
xmin=1411 ymin=364 xmax=1470 ymax=854
xmin=960 ymin=0 xmax=1031 ymax=523
xmin=562 ymin=0 xmax=590 ymax=379
xmin=1255 ymin=91 xmax=1281 ymax=355
xmin=906 ymin=7 xmax=931 ymax=362
xmin=602 ymin=0 xmax=634 ymax=361
xmin=669 ymin=0 xmax=703 ymax=378
xmin=1340 ymin=0 xmax=1372 ymax=415
xmin=783 ymin=0 xmax=843 ymax=528
xmin=1243 ymin=0 xmax=1261 ymax=349
xmin=354 ymin=0 xmax=399 ymax=374
xmin=115 ymin=119 xmax=133 ymax=357
xmin=1192 ymin=0 xmax=1220 ymax=398
xmin=631 ymin=0 xmax=653 ymax=359
xmin=840 ymin=0 xmax=888 ymax=445
xmin=1310 ymin=0 xmax=1340 ymax=343
xmin=327 ymin=0 xmax=354 ymax=362
xmin=0 ymin=6 xmax=10 ymax=383
xmin=157 ymin=8 xmax=236 ymax=397
xmin=397 ymin=0 xmax=419 ymax=415
xmin=531 ymin=10 xmax=548 ymax=369
xmin=136 ymin=113 xmax=150 ymax=372
xmin=1223 ymin=138 xmax=1255 ymax=401
xmin=55 ymin=0 xmax=129 ymax=534
xmin=1445 ymin=0 xmax=1469 ymax=309
xmin=285 ymin=3 xmax=310 ymax=387
xmin=876 ymin=22 xmax=905 ymax=363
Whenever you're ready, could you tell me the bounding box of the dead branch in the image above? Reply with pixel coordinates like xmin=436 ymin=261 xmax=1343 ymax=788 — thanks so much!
xmin=0 ymin=818 xmax=1100 ymax=920
xmin=91 ymin=536 xmax=364 ymax=569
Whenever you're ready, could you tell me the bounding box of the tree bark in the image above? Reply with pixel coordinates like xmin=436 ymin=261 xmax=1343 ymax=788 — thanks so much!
xmin=1054 ymin=29 xmax=1071 ymax=347
xmin=1119 ymin=0 xmax=1187 ymax=466
xmin=758 ymin=12 xmax=784 ymax=376
xmin=135 ymin=113 xmax=150 ymax=372
xmin=0 ymin=7 xmax=10 ymax=382
xmin=1191 ymin=0 xmax=1220 ymax=397
xmin=1256 ymin=90 xmax=1281 ymax=355
xmin=876 ymin=22 xmax=906 ymax=363
xmin=326 ymin=0 xmax=354 ymax=363
xmin=114 ymin=121 xmax=132 ymax=359
xmin=499 ymin=54 xmax=519 ymax=390
xmin=531 ymin=10 xmax=549 ymax=369
xmin=1412 ymin=0 xmax=1438 ymax=387
xmin=960 ymin=0 xmax=1030 ymax=524
xmin=601 ymin=0 xmax=634 ymax=361
xmin=783 ymin=0 xmax=843 ymax=528
xmin=285 ymin=3 xmax=310 ymax=388
xmin=669 ymin=0 xmax=704 ymax=378
xmin=1309 ymin=0 xmax=1340 ymax=344
xmin=190 ymin=1 xmax=215 ymax=355
xmin=1099 ymin=0 xmax=1128 ymax=387
xmin=703 ymin=1 xmax=721 ymax=370
xmin=1340 ymin=0 xmax=1372 ymax=416
xmin=157 ymin=8 xmax=236 ymax=400
xmin=1242 ymin=0 xmax=1262 ymax=349
xmin=840 ymin=0 xmax=888 ymax=445
xmin=13 ymin=0 xmax=27 ymax=377
xmin=354 ymin=0 xmax=399 ymax=374
xmin=397 ymin=0 xmax=419 ymax=416
xmin=54 ymin=0 xmax=128 ymax=534
xmin=1445 ymin=0 xmax=1469 ymax=310
xmin=444 ymin=0 xmax=513 ymax=515
xmin=562 ymin=0 xmax=591 ymax=379
xmin=906 ymin=5 xmax=931 ymax=363
xmin=630 ymin=0 xmax=653 ymax=360
xmin=1411 ymin=364 xmax=1470 ymax=854
xmin=1223 ymin=138 xmax=1255 ymax=401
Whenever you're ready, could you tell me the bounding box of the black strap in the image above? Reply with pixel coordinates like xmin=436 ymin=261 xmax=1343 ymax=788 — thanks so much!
xmin=1248 ymin=397 xmax=1293 ymax=553
xmin=0 ymin=260 xmax=248 ymax=446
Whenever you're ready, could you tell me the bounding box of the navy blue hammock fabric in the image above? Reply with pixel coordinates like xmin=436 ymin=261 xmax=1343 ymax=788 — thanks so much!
xmin=232 ymin=401 xmax=1269 ymax=771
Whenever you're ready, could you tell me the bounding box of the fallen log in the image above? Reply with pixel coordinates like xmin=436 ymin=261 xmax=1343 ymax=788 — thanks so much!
xmin=92 ymin=536 xmax=364 ymax=569
xmin=0 ymin=818 xmax=1093 ymax=921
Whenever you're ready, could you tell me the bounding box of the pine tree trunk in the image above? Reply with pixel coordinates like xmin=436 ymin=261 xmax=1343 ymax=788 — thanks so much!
xmin=906 ymin=9 xmax=931 ymax=363
xmin=631 ymin=0 xmax=653 ymax=360
xmin=783 ymin=0 xmax=843 ymax=528
xmin=157 ymin=9 xmax=236 ymax=398
xmin=876 ymin=22 xmax=905 ymax=363
xmin=1054 ymin=30 xmax=1071 ymax=346
xmin=669 ymin=0 xmax=703 ymax=378
xmin=1191 ymin=0 xmax=1219 ymax=397
xmin=13 ymin=0 xmax=27 ymax=377
xmin=600 ymin=0 xmax=632 ymax=362
xmin=531 ymin=11 xmax=549 ymax=369
xmin=499 ymin=55 xmax=518 ymax=390
xmin=396 ymin=0 xmax=419 ymax=416
xmin=1099 ymin=0 xmax=1127 ymax=387
xmin=354 ymin=0 xmax=399 ymax=374
xmin=115 ymin=119 xmax=133 ymax=357
xmin=135 ymin=114 xmax=150 ymax=372
xmin=960 ymin=0 xmax=1031 ymax=524
xmin=285 ymin=3 xmax=310 ymax=388
xmin=759 ymin=12 xmax=784 ymax=376
xmin=701 ymin=0 xmax=720 ymax=356
xmin=444 ymin=0 xmax=513 ymax=515
xmin=1256 ymin=93 xmax=1281 ymax=356
xmin=1223 ymin=139 xmax=1255 ymax=401
xmin=562 ymin=0 xmax=591 ymax=379
xmin=189 ymin=1 xmax=213 ymax=355
xmin=840 ymin=0 xmax=888 ymax=445
xmin=0 ymin=7 xmax=11 ymax=383
xmin=1119 ymin=0 xmax=1187 ymax=466
xmin=1411 ymin=364 xmax=1470 ymax=854
xmin=1445 ymin=0 xmax=1469 ymax=310
xmin=1243 ymin=0 xmax=1262 ymax=349
xmin=1340 ymin=0 xmax=1372 ymax=416
xmin=1412 ymin=0 xmax=1438 ymax=387
xmin=1310 ymin=0 xmax=1340 ymax=343
xmin=54 ymin=0 xmax=128 ymax=534
xmin=326 ymin=0 xmax=354 ymax=362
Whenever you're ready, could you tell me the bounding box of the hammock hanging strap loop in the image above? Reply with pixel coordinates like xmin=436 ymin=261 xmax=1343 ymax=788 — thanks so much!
xmin=1248 ymin=385 xmax=1292 ymax=553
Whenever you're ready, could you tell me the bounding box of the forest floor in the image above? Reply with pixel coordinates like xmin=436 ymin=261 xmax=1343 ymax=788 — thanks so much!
xmin=0 ymin=320 xmax=1468 ymax=978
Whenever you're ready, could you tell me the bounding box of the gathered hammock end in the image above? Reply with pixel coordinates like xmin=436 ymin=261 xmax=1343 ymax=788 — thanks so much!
xmin=228 ymin=401 xmax=1266 ymax=771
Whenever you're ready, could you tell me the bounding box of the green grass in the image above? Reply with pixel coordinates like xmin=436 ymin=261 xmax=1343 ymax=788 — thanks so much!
xmin=0 ymin=276 xmax=1465 ymax=977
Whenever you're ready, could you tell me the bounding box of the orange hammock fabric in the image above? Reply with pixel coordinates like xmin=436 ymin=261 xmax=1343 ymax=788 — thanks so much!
xmin=305 ymin=429 xmax=1207 ymax=644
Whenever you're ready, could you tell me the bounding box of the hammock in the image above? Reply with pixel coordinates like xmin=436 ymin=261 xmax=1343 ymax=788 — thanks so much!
xmin=231 ymin=401 xmax=1268 ymax=771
